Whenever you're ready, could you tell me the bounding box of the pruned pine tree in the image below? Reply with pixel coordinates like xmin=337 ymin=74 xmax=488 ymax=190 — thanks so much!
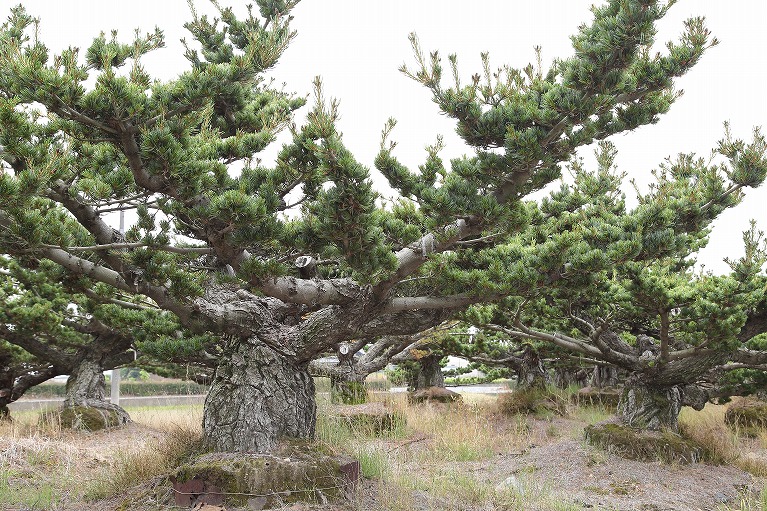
xmin=0 ymin=257 xmax=135 ymax=422
xmin=457 ymin=135 xmax=767 ymax=432
xmin=0 ymin=256 xmax=215 ymax=423
xmin=308 ymin=328 xmax=439 ymax=404
xmin=0 ymin=1 xmax=720 ymax=452
xmin=439 ymin=325 xmax=552 ymax=390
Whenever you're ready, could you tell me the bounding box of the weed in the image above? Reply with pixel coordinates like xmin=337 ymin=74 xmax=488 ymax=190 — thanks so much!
xmin=572 ymin=403 xmax=614 ymax=425
xmin=355 ymin=446 xmax=389 ymax=479
xmin=679 ymin=414 xmax=738 ymax=464
xmin=497 ymin=386 xmax=568 ymax=418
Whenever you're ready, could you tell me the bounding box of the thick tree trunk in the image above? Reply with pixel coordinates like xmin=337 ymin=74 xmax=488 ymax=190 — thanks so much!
xmin=591 ymin=365 xmax=620 ymax=388
xmin=329 ymin=349 xmax=368 ymax=404
xmin=413 ymin=354 xmax=445 ymax=390
xmin=0 ymin=394 xmax=9 ymax=421
xmin=618 ymin=377 xmax=681 ymax=432
xmin=64 ymin=356 xmax=131 ymax=427
xmin=203 ymin=339 xmax=316 ymax=453
xmin=0 ymin=351 xmax=15 ymax=420
xmin=552 ymin=366 xmax=589 ymax=389
xmin=515 ymin=346 xmax=549 ymax=390
xmin=330 ymin=372 xmax=367 ymax=405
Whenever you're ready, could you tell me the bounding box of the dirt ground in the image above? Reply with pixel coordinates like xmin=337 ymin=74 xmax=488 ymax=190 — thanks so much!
xmin=0 ymin=402 xmax=764 ymax=511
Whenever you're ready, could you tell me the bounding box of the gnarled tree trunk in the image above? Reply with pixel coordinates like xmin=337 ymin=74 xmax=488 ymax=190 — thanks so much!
xmin=552 ymin=366 xmax=589 ymax=389
xmin=591 ymin=365 xmax=620 ymax=388
xmin=203 ymin=339 xmax=316 ymax=453
xmin=329 ymin=347 xmax=368 ymax=404
xmin=0 ymin=355 xmax=13 ymax=420
xmin=618 ymin=377 xmax=682 ymax=432
xmin=515 ymin=346 xmax=549 ymax=390
xmin=63 ymin=354 xmax=131 ymax=428
xmin=413 ymin=354 xmax=445 ymax=390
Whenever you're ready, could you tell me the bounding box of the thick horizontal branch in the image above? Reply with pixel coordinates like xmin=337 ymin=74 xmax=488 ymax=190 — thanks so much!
xmin=485 ymin=323 xmax=603 ymax=359
xmin=257 ymin=276 xmax=363 ymax=305
xmin=373 ymin=218 xmax=482 ymax=299
xmin=383 ymin=294 xmax=484 ymax=312
xmin=36 ymin=242 xmax=214 ymax=255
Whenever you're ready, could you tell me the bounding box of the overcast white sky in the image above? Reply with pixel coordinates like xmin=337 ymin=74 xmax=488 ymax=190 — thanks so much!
xmin=16 ymin=0 xmax=767 ymax=274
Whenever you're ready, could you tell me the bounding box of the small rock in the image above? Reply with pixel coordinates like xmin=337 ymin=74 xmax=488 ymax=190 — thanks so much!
xmin=715 ymin=492 xmax=732 ymax=504
xmin=495 ymin=475 xmax=525 ymax=495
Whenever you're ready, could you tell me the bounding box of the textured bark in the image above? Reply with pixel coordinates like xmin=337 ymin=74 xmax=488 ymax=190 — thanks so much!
xmin=203 ymin=339 xmax=316 ymax=453
xmin=330 ymin=373 xmax=367 ymax=405
xmin=618 ymin=377 xmax=682 ymax=432
xmin=0 ymin=353 xmax=13 ymax=420
xmin=591 ymin=365 xmax=620 ymax=388
xmin=64 ymin=355 xmax=131 ymax=426
xmin=515 ymin=346 xmax=549 ymax=390
xmin=414 ymin=354 xmax=445 ymax=390
xmin=329 ymin=350 xmax=367 ymax=404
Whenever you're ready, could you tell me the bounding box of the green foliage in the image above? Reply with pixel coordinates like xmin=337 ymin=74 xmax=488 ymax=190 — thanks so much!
xmin=1 ymin=0 xmax=765 ymax=438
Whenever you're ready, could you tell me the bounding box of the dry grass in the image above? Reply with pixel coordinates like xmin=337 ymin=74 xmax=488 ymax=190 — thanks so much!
xmin=681 ymin=403 xmax=767 ymax=476
xmin=2 ymin=397 xmax=767 ymax=510
xmin=84 ymin=423 xmax=203 ymax=500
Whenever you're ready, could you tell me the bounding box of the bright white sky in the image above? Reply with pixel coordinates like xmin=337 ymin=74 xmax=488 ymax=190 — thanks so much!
xmin=16 ymin=0 xmax=767 ymax=274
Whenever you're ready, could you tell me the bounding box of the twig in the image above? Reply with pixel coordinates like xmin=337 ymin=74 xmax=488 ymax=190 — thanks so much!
xmin=387 ymin=434 xmax=429 ymax=453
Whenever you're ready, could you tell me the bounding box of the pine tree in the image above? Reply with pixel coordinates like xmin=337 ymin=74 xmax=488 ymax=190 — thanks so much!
xmin=455 ymin=136 xmax=767 ymax=432
xmin=0 ymin=1 xmax=727 ymax=452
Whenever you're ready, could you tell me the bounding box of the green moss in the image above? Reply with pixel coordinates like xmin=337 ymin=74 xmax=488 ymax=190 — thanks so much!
xmin=44 ymin=406 xmax=122 ymax=431
xmin=169 ymin=444 xmax=351 ymax=507
xmin=584 ymin=423 xmax=708 ymax=464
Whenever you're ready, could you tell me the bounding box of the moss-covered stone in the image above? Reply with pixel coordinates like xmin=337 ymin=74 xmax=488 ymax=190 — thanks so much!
xmin=497 ymin=388 xmax=568 ymax=417
xmin=44 ymin=405 xmax=125 ymax=431
xmin=584 ymin=421 xmax=707 ymax=464
xmin=331 ymin=402 xmax=406 ymax=435
xmin=724 ymin=398 xmax=767 ymax=437
xmin=408 ymin=386 xmax=461 ymax=404
xmin=169 ymin=442 xmax=357 ymax=509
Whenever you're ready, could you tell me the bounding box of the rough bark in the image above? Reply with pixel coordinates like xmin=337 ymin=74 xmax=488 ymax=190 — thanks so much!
xmin=0 ymin=351 xmax=13 ymax=420
xmin=330 ymin=373 xmax=367 ymax=405
xmin=618 ymin=377 xmax=682 ymax=432
xmin=515 ymin=346 xmax=549 ymax=390
xmin=64 ymin=355 xmax=131 ymax=427
xmin=413 ymin=354 xmax=445 ymax=390
xmin=552 ymin=366 xmax=590 ymax=389
xmin=591 ymin=365 xmax=620 ymax=388
xmin=203 ymin=338 xmax=316 ymax=453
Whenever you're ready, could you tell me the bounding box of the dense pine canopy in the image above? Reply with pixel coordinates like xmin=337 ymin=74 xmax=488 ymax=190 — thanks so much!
xmin=1 ymin=0 xmax=766 ymax=449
